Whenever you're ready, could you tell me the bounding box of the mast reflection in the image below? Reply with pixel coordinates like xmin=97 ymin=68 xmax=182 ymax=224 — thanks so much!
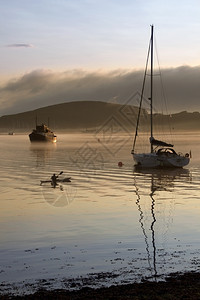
xmin=134 ymin=168 xmax=191 ymax=281
xmin=135 ymin=184 xmax=152 ymax=276
xmin=150 ymin=187 xmax=157 ymax=279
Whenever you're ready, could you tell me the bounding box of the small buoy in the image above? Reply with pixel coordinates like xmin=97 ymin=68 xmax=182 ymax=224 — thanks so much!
xmin=118 ymin=161 xmax=123 ymax=167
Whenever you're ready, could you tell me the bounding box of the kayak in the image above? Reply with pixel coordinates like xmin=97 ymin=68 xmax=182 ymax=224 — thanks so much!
xmin=40 ymin=177 xmax=71 ymax=185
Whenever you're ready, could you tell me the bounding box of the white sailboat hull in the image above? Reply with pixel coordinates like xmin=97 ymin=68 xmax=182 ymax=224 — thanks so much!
xmin=133 ymin=152 xmax=190 ymax=168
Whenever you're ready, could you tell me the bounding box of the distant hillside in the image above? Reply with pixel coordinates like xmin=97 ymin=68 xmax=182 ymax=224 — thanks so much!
xmin=0 ymin=101 xmax=199 ymax=133
xmin=154 ymin=111 xmax=200 ymax=131
xmin=0 ymin=101 xmax=144 ymax=133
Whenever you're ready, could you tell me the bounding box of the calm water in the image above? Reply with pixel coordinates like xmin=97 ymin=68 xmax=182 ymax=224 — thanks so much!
xmin=0 ymin=132 xmax=200 ymax=294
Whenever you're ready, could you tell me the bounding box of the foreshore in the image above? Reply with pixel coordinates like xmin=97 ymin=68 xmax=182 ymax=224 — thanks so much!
xmin=1 ymin=271 xmax=200 ymax=299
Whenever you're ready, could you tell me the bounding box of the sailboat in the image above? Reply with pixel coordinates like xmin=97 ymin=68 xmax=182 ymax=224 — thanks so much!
xmin=131 ymin=25 xmax=190 ymax=168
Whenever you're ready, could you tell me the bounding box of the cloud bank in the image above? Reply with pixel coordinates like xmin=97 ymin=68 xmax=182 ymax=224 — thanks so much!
xmin=0 ymin=66 xmax=200 ymax=116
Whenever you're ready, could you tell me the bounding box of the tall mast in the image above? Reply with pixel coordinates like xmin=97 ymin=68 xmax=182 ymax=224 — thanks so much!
xmin=132 ymin=26 xmax=152 ymax=154
xmin=150 ymin=25 xmax=154 ymax=153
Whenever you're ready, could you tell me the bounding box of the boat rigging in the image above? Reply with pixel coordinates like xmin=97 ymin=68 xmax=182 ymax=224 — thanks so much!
xmin=132 ymin=25 xmax=190 ymax=168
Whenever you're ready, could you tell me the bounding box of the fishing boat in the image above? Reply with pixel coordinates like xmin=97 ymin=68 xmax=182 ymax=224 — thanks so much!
xmin=29 ymin=123 xmax=57 ymax=143
xmin=131 ymin=25 xmax=190 ymax=168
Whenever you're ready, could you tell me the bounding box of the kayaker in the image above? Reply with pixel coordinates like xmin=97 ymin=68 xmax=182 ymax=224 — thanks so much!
xmin=51 ymin=173 xmax=58 ymax=188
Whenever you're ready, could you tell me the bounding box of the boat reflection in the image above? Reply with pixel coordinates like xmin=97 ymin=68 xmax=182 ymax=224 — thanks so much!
xmin=134 ymin=168 xmax=191 ymax=281
xmin=29 ymin=143 xmax=57 ymax=167
xmin=135 ymin=167 xmax=191 ymax=192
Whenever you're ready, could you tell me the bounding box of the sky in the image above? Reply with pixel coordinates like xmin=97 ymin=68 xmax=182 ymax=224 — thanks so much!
xmin=1 ymin=0 xmax=200 ymax=115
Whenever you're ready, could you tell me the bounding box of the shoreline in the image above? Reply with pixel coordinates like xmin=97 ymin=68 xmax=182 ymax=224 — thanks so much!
xmin=1 ymin=271 xmax=200 ymax=299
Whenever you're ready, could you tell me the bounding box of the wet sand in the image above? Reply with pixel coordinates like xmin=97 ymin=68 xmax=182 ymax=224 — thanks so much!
xmin=1 ymin=271 xmax=200 ymax=299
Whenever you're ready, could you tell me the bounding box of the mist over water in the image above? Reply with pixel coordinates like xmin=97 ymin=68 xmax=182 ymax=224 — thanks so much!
xmin=0 ymin=133 xmax=200 ymax=295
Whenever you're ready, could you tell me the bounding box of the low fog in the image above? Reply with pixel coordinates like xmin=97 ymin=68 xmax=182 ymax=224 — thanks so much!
xmin=0 ymin=66 xmax=200 ymax=116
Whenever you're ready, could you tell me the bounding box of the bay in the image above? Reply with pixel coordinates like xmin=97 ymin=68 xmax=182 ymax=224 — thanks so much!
xmin=0 ymin=132 xmax=200 ymax=295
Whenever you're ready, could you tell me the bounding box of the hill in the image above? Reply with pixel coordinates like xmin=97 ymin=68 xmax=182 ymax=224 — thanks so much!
xmin=0 ymin=100 xmax=199 ymax=133
xmin=0 ymin=101 xmax=144 ymax=133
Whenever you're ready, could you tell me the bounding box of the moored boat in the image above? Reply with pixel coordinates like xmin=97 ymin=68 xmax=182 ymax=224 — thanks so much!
xmin=131 ymin=25 xmax=190 ymax=168
xmin=29 ymin=123 xmax=57 ymax=143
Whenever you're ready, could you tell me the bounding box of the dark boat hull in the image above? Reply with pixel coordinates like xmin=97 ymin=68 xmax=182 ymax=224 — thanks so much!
xmin=29 ymin=132 xmax=57 ymax=143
